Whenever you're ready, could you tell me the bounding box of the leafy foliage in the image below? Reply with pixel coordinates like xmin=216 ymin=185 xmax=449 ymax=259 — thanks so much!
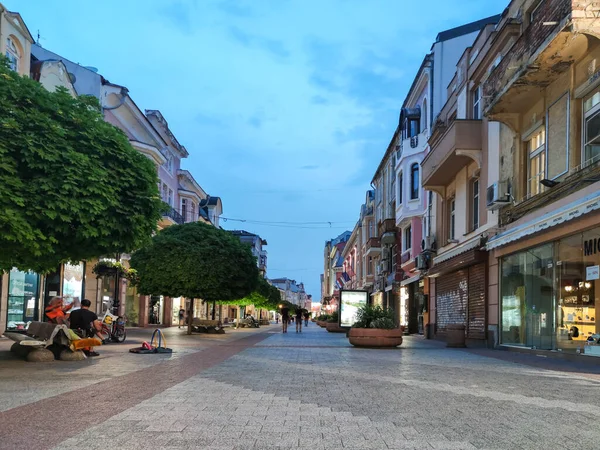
xmin=352 ymin=305 xmax=395 ymax=329
xmin=0 ymin=57 xmax=163 ymax=272
xmin=130 ymin=222 xmax=259 ymax=301
xmin=316 ymin=314 xmax=330 ymax=321
xmin=92 ymin=260 xmax=138 ymax=284
xmin=326 ymin=310 xmax=339 ymax=323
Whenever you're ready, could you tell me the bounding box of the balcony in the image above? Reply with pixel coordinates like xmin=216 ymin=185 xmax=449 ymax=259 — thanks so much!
xmin=159 ymin=206 xmax=184 ymax=227
xmin=397 ymin=131 xmax=428 ymax=164
xmin=378 ymin=219 xmax=397 ymax=246
xmin=484 ymin=0 xmax=589 ymax=118
xmin=365 ymin=237 xmax=381 ymax=256
xmin=422 ymin=120 xmax=482 ymax=189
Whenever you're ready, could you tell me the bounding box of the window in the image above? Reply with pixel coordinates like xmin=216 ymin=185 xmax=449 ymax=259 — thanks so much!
xmin=391 ymin=244 xmax=397 ymax=272
xmin=471 ymin=178 xmax=480 ymax=230
xmin=404 ymin=226 xmax=412 ymax=252
xmin=181 ymin=198 xmax=187 ymax=221
xmin=449 ymin=198 xmax=456 ymax=240
xmin=398 ymin=172 xmax=403 ymax=204
xmin=422 ymin=99 xmax=428 ymax=131
xmin=168 ymin=188 xmax=174 ymax=207
xmin=190 ymin=202 xmax=196 ymax=221
xmin=6 ymin=37 xmax=19 ymax=72
xmin=367 ymin=256 xmax=373 ymax=275
xmin=410 ymin=163 xmax=419 ymax=200
xmin=368 ymin=220 xmax=375 ymax=238
xmin=527 ymin=128 xmax=546 ymax=197
xmin=472 ymin=86 xmax=482 ymax=119
xmin=584 ymin=90 xmax=600 ymax=167
xmin=162 ymin=183 xmax=168 ymax=203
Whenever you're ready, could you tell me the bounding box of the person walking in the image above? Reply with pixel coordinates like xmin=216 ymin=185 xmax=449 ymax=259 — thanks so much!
xmin=295 ymin=308 xmax=303 ymax=333
xmin=303 ymin=311 xmax=309 ymax=327
xmin=178 ymin=308 xmax=185 ymax=328
xmin=281 ymin=306 xmax=290 ymax=333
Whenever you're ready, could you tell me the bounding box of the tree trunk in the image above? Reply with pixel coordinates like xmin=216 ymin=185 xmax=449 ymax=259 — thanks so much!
xmin=187 ymin=298 xmax=193 ymax=335
xmin=211 ymin=300 xmax=216 ymax=320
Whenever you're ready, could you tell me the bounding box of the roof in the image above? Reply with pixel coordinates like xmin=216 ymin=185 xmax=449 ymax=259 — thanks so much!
xmin=434 ymin=15 xmax=502 ymax=44
xmin=177 ymin=169 xmax=207 ymax=198
xmin=1 ymin=5 xmax=34 ymax=43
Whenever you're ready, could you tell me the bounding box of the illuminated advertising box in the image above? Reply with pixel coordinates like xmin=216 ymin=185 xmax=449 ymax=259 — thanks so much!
xmin=339 ymin=290 xmax=368 ymax=327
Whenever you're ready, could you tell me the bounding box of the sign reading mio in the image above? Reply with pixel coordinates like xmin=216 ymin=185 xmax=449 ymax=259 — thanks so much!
xmin=584 ymin=238 xmax=600 ymax=256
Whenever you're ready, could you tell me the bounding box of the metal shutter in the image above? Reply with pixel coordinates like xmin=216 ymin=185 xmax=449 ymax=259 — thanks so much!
xmin=435 ymin=270 xmax=468 ymax=333
xmin=467 ymin=263 xmax=486 ymax=339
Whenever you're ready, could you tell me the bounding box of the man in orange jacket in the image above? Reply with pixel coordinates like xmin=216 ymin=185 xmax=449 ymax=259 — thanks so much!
xmin=45 ymin=297 xmax=72 ymax=324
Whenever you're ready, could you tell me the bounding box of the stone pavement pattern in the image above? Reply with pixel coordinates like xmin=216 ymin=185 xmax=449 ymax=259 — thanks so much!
xmin=1 ymin=324 xmax=600 ymax=449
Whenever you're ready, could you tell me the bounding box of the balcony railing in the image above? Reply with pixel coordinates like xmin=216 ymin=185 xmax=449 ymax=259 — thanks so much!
xmin=164 ymin=206 xmax=184 ymax=225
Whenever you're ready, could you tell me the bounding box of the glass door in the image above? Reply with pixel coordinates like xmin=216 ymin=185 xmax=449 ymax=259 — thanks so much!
xmin=524 ymin=244 xmax=554 ymax=349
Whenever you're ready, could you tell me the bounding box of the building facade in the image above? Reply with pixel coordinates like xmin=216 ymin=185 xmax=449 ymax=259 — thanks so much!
xmin=482 ymin=0 xmax=600 ymax=352
xmin=231 ymin=230 xmax=268 ymax=276
xmin=423 ymin=21 xmax=503 ymax=345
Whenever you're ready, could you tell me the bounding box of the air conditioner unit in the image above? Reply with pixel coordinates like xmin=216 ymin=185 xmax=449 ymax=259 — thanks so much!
xmin=421 ymin=236 xmax=437 ymax=252
xmin=486 ymin=181 xmax=510 ymax=210
xmin=416 ymin=253 xmax=428 ymax=270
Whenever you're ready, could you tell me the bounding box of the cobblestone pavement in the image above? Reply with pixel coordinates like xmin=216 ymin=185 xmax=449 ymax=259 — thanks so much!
xmin=2 ymin=324 xmax=600 ymax=449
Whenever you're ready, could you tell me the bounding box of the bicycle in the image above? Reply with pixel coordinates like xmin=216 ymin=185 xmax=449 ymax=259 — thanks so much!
xmin=101 ymin=311 xmax=127 ymax=343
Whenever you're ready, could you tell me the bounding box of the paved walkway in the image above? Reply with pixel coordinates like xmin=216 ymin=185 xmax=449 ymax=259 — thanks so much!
xmin=1 ymin=324 xmax=600 ymax=449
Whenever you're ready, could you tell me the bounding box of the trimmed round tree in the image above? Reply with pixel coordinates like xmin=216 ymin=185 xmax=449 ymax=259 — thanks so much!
xmin=0 ymin=58 xmax=163 ymax=273
xmin=129 ymin=222 xmax=260 ymax=330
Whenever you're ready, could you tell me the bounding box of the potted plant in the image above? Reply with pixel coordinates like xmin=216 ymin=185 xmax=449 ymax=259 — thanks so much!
xmin=348 ymin=305 xmax=404 ymax=348
xmin=316 ymin=314 xmax=329 ymax=327
xmin=325 ymin=311 xmax=345 ymax=333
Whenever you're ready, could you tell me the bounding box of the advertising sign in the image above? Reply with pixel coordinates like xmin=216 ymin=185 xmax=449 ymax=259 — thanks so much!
xmin=586 ymin=265 xmax=599 ymax=281
xmin=339 ymin=290 xmax=368 ymax=327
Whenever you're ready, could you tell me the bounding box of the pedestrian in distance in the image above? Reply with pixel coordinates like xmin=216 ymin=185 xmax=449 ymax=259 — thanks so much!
xmin=295 ymin=308 xmax=303 ymax=333
xmin=281 ymin=306 xmax=290 ymax=333
xmin=178 ymin=308 xmax=185 ymax=328
xmin=303 ymin=311 xmax=309 ymax=327
xmin=276 ymin=314 xmax=279 ymax=324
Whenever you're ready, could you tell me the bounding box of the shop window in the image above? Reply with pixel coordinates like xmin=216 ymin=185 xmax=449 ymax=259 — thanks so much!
xmin=471 ymin=178 xmax=480 ymax=231
xmin=410 ymin=163 xmax=419 ymax=200
xmin=526 ymin=128 xmax=546 ymax=198
xmin=6 ymin=36 xmax=20 ymax=72
xmin=7 ymin=269 xmax=39 ymax=330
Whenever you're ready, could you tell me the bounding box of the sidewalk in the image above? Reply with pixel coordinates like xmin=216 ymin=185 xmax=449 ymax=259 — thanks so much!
xmin=2 ymin=324 xmax=600 ymax=449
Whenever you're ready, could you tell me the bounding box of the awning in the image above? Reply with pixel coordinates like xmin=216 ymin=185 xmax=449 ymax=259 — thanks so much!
xmin=400 ymin=274 xmax=420 ymax=286
xmin=434 ymin=237 xmax=483 ymax=265
xmin=487 ymin=191 xmax=600 ymax=250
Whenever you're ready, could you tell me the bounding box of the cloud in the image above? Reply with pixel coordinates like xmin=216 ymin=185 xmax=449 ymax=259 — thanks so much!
xmin=228 ymin=26 xmax=290 ymax=60
xmin=300 ymin=164 xmax=319 ymax=170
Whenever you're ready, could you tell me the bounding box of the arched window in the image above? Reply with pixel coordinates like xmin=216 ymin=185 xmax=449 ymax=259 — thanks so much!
xmin=410 ymin=163 xmax=419 ymax=200
xmin=422 ymin=99 xmax=428 ymax=131
xmin=6 ymin=37 xmax=20 ymax=72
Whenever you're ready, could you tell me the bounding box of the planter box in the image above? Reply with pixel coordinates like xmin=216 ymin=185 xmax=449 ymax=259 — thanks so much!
xmin=317 ymin=321 xmax=327 ymax=328
xmin=348 ymin=328 xmax=403 ymax=348
xmin=325 ymin=323 xmax=346 ymax=333
xmin=446 ymin=324 xmax=466 ymax=348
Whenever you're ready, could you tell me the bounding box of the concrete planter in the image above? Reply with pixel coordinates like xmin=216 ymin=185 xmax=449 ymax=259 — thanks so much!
xmin=348 ymin=328 xmax=403 ymax=348
xmin=325 ymin=322 xmax=346 ymax=333
xmin=317 ymin=321 xmax=327 ymax=328
xmin=446 ymin=324 xmax=466 ymax=348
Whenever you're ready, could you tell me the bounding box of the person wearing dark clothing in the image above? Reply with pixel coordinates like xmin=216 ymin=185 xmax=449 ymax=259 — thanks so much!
xmin=303 ymin=311 xmax=310 ymax=327
xmin=69 ymin=299 xmax=101 ymax=357
xmin=178 ymin=308 xmax=185 ymax=328
xmin=281 ymin=306 xmax=290 ymax=333
xmin=295 ymin=308 xmax=303 ymax=333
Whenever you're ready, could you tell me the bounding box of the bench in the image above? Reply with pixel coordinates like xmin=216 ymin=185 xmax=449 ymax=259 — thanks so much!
xmin=4 ymin=321 xmax=101 ymax=361
xmin=191 ymin=318 xmax=224 ymax=334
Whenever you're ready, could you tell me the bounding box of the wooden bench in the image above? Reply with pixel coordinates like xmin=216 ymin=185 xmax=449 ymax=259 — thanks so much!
xmin=191 ymin=318 xmax=224 ymax=334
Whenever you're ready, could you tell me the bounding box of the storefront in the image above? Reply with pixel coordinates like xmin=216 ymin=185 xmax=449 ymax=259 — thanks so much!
xmin=499 ymin=227 xmax=600 ymax=353
xmin=399 ymin=276 xmax=426 ymax=335
xmin=42 ymin=263 xmax=86 ymax=317
xmin=428 ymin=240 xmax=487 ymax=344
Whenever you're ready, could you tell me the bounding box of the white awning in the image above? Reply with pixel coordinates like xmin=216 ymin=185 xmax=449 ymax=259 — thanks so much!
xmin=433 ymin=237 xmax=482 ymax=265
xmin=400 ymin=274 xmax=420 ymax=286
xmin=487 ymin=191 xmax=600 ymax=250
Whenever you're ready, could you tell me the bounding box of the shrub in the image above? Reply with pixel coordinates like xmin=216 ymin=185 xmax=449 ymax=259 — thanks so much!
xmin=326 ymin=311 xmax=339 ymax=323
xmin=353 ymin=305 xmax=396 ymax=328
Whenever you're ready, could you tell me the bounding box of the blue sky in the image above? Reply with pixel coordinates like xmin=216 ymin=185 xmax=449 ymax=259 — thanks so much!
xmin=11 ymin=0 xmax=507 ymax=298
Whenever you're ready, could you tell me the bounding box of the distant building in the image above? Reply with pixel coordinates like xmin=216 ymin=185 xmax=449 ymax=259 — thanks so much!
xmin=270 ymin=278 xmax=305 ymax=306
xmin=230 ymin=230 xmax=267 ymax=275
xmin=321 ymin=231 xmax=352 ymax=311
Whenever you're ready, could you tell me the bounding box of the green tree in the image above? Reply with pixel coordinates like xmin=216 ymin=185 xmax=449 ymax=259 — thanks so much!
xmin=0 ymin=58 xmax=163 ymax=273
xmin=130 ymin=222 xmax=260 ymax=328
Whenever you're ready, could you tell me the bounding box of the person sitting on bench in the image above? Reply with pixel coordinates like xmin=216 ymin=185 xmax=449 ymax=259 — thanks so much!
xmin=69 ymin=299 xmax=102 ymax=357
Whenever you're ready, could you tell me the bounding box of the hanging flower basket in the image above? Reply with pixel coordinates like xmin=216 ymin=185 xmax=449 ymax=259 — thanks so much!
xmin=92 ymin=261 xmax=137 ymax=283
